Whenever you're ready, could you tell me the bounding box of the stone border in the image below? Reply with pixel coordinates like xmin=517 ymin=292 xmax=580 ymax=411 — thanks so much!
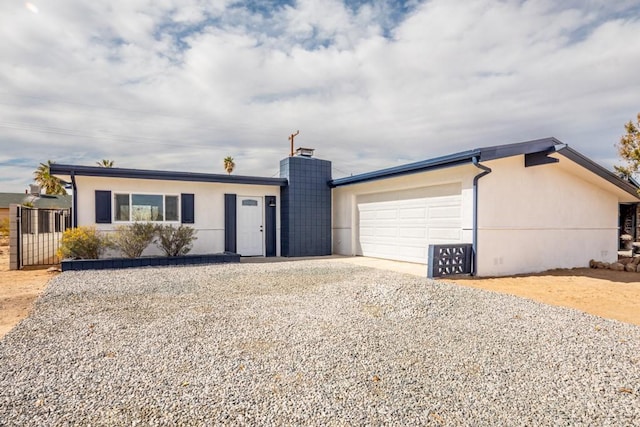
xmin=61 ymin=253 xmax=240 ymax=272
xmin=589 ymin=257 xmax=640 ymax=272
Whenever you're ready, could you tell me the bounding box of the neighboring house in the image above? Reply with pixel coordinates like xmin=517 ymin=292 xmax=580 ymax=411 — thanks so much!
xmin=0 ymin=193 xmax=26 ymax=222
xmin=0 ymin=189 xmax=72 ymax=221
xmin=50 ymin=138 xmax=639 ymax=276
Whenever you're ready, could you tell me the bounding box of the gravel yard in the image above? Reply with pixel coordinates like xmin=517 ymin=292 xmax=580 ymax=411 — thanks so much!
xmin=1 ymin=260 xmax=639 ymax=425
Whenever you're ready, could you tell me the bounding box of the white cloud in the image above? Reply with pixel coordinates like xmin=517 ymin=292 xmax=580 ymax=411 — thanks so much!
xmin=1 ymin=0 xmax=639 ymax=191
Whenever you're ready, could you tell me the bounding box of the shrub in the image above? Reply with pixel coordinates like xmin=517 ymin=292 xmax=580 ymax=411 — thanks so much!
xmin=155 ymin=225 xmax=197 ymax=256
xmin=58 ymin=226 xmax=111 ymax=259
xmin=112 ymin=222 xmax=157 ymax=258
xmin=0 ymin=218 xmax=9 ymax=239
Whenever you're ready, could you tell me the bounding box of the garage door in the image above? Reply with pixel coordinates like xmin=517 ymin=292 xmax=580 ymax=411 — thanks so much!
xmin=356 ymin=183 xmax=462 ymax=264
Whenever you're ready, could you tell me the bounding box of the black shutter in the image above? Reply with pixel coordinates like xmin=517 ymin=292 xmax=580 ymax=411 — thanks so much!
xmin=95 ymin=190 xmax=112 ymax=224
xmin=224 ymin=194 xmax=236 ymax=253
xmin=181 ymin=193 xmax=195 ymax=224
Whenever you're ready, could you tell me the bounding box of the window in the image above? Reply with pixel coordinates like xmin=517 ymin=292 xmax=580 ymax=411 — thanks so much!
xmin=38 ymin=210 xmax=51 ymax=234
xmin=114 ymin=194 xmax=180 ymax=222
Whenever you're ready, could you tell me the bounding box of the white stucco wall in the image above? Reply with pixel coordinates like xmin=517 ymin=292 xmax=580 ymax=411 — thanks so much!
xmin=476 ymin=155 xmax=622 ymax=276
xmin=332 ymin=164 xmax=477 ymax=257
xmin=74 ymin=176 xmax=281 ymax=256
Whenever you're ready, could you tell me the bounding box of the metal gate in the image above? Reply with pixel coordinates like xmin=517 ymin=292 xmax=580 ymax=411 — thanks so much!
xmin=14 ymin=206 xmax=71 ymax=268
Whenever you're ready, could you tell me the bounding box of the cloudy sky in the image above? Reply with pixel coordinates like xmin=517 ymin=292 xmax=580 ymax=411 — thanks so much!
xmin=1 ymin=0 xmax=639 ymax=192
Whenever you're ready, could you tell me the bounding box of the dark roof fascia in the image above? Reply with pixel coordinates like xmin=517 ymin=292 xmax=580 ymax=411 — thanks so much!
xmin=329 ymin=149 xmax=481 ymax=187
xmin=329 ymin=138 xmax=564 ymax=188
xmin=50 ymin=164 xmax=288 ymax=187
xmin=477 ymin=137 xmax=562 ymax=161
xmin=556 ymin=146 xmax=640 ymax=198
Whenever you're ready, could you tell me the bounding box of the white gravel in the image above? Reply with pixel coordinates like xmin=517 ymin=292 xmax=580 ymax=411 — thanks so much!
xmin=1 ymin=260 xmax=639 ymax=426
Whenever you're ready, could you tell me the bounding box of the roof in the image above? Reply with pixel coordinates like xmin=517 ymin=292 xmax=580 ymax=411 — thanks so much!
xmin=50 ymin=164 xmax=288 ymax=187
xmin=0 ymin=192 xmax=72 ymax=209
xmin=329 ymin=137 xmax=639 ymax=199
xmin=0 ymin=193 xmax=28 ymax=208
xmin=28 ymin=194 xmax=72 ymax=209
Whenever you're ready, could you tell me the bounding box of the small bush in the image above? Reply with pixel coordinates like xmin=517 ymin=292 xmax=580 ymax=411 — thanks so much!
xmin=112 ymin=222 xmax=157 ymax=258
xmin=0 ymin=218 xmax=9 ymax=239
xmin=155 ymin=225 xmax=197 ymax=256
xmin=58 ymin=226 xmax=111 ymax=259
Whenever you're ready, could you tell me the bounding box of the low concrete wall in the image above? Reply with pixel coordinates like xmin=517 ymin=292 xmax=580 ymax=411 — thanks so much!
xmin=61 ymin=253 xmax=240 ymax=271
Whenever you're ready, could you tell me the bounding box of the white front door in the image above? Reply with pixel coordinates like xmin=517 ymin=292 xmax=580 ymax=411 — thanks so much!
xmin=237 ymin=196 xmax=263 ymax=256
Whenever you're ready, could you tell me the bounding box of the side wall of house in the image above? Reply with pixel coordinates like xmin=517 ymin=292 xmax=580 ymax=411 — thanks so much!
xmin=477 ymin=155 xmax=619 ymax=276
xmin=75 ymin=176 xmax=281 ymax=256
xmin=332 ymin=164 xmax=477 ymax=259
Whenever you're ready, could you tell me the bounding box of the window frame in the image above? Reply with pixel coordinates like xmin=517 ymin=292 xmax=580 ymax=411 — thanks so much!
xmin=113 ymin=192 xmax=181 ymax=223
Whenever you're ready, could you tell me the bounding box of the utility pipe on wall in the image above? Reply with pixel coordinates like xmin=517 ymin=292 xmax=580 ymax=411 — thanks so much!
xmin=70 ymin=171 xmax=78 ymax=228
xmin=472 ymin=156 xmax=492 ymax=276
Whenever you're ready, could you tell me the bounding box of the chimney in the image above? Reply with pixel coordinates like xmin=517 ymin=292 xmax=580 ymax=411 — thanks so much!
xmin=295 ymin=147 xmax=315 ymax=157
xmin=29 ymin=184 xmax=41 ymax=196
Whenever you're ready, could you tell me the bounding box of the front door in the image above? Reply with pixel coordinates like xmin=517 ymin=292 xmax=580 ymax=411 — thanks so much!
xmin=237 ymin=196 xmax=263 ymax=256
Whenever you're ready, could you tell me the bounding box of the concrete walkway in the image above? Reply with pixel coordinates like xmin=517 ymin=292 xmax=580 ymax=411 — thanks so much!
xmin=241 ymin=255 xmax=426 ymax=277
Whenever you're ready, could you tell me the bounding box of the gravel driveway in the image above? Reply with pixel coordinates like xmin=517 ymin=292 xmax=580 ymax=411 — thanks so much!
xmin=1 ymin=260 xmax=639 ymax=425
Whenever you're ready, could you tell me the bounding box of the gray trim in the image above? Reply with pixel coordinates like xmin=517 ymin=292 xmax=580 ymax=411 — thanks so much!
xmin=50 ymin=164 xmax=287 ymax=187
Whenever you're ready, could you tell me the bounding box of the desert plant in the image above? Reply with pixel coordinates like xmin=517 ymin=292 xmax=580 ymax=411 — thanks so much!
xmin=155 ymin=225 xmax=197 ymax=256
xmin=0 ymin=218 xmax=9 ymax=239
xmin=112 ymin=222 xmax=156 ymax=258
xmin=58 ymin=226 xmax=111 ymax=259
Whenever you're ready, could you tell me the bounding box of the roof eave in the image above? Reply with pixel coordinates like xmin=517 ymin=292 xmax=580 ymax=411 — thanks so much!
xmin=50 ymin=164 xmax=288 ymax=187
xmin=330 ymin=150 xmax=481 ymax=187
xmin=556 ymin=147 xmax=640 ymax=200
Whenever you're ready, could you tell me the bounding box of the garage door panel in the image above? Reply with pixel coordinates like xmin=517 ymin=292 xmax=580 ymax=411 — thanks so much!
xmin=428 ymin=205 xmax=461 ymax=220
xmin=429 ymin=228 xmax=462 ymax=240
xmin=399 ymin=207 xmax=427 ymax=219
xmin=359 ymin=226 xmax=375 ymax=237
xmin=356 ymin=184 xmax=462 ymax=264
xmin=399 ymin=228 xmax=427 ymax=238
xmin=375 ymin=227 xmax=398 ymax=237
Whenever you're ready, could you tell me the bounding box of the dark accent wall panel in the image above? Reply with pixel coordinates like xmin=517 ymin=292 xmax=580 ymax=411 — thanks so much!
xmin=279 ymin=156 xmax=332 ymax=257
xmin=181 ymin=193 xmax=195 ymax=224
xmin=95 ymin=190 xmax=112 ymax=224
xmin=265 ymin=196 xmax=277 ymax=257
xmin=224 ymin=193 xmax=237 ymax=253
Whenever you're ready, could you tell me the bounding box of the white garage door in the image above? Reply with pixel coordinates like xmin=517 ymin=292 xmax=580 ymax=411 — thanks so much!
xmin=356 ymin=183 xmax=462 ymax=264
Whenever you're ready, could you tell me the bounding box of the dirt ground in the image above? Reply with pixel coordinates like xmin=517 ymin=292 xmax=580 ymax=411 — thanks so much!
xmin=0 ymin=245 xmax=57 ymax=338
xmin=1 ymin=245 xmax=639 ymax=340
xmin=445 ymin=268 xmax=640 ymax=326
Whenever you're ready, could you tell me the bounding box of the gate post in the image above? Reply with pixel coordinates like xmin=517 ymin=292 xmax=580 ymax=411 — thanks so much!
xmin=9 ymin=204 xmax=20 ymax=270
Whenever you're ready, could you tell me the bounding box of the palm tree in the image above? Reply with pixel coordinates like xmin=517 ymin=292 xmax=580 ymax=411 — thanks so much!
xmin=34 ymin=160 xmax=66 ymax=195
xmin=96 ymin=159 xmax=115 ymax=167
xmin=223 ymin=156 xmax=235 ymax=175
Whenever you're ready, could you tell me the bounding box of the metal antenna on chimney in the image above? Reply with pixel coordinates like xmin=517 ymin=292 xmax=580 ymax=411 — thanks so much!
xmin=289 ymin=130 xmax=299 ymax=157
